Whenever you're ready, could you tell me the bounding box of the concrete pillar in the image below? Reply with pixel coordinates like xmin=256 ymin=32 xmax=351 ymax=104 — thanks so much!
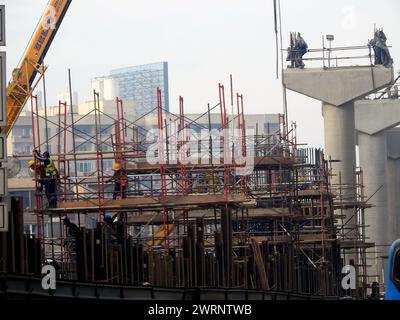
xmin=322 ymin=102 xmax=357 ymax=239
xmin=387 ymin=158 xmax=400 ymax=241
xmin=387 ymin=129 xmax=400 ymax=242
xmin=284 ymin=67 xmax=393 ymax=256
xmin=322 ymin=102 xmax=356 ymax=189
xmin=358 ymin=131 xmax=388 ymax=281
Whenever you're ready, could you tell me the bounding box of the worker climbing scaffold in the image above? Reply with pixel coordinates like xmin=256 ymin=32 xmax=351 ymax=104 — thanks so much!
xmin=32 ymin=150 xmax=60 ymax=208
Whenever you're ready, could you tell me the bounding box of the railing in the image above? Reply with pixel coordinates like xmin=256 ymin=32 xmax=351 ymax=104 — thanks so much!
xmin=285 ymin=44 xmax=381 ymax=69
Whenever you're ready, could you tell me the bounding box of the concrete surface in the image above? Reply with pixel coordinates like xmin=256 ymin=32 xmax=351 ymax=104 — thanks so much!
xmin=284 ymin=66 xmax=394 ymax=106
xmin=355 ymin=99 xmax=400 ymax=135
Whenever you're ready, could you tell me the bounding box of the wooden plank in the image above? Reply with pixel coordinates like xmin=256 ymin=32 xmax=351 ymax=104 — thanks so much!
xmin=127 ymin=207 xmax=292 ymax=225
xmin=54 ymin=194 xmax=247 ymax=213
xmin=250 ymin=238 xmax=269 ymax=290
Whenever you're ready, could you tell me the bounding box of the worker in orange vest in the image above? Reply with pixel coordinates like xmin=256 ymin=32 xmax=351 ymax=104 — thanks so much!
xmin=107 ymin=163 xmax=127 ymax=199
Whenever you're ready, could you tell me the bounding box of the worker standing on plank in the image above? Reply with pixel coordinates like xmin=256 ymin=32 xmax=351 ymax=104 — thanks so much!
xmin=107 ymin=163 xmax=127 ymax=200
xmin=28 ymin=159 xmax=46 ymax=194
xmin=33 ymin=150 xmax=59 ymax=208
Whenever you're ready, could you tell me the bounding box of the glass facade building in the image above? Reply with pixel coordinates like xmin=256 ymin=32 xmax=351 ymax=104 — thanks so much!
xmin=110 ymin=62 xmax=169 ymax=116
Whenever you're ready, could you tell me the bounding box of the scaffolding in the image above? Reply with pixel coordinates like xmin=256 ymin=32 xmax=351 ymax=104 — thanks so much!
xmin=9 ymin=80 xmax=373 ymax=298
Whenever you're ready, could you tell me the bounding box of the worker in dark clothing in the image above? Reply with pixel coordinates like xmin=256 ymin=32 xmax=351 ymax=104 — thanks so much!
xmin=104 ymin=213 xmax=118 ymax=230
xmin=104 ymin=213 xmax=125 ymax=246
xmin=63 ymin=217 xmax=79 ymax=263
xmin=33 ymin=150 xmax=58 ymax=208
xmin=287 ymin=32 xmax=308 ymax=68
xmin=64 ymin=217 xmax=79 ymax=237
xmin=102 ymin=213 xmax=118 ymax=249
xmin=107 ymin=163 xmax=127 ymax=200
xmin=369 ymin=29 xmax=393 ymax=68
xmin=295 ymin=33 xmax=308 ymax=68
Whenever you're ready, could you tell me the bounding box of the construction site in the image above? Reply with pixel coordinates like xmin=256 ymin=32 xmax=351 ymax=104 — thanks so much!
xmin=1 ymin=1 xmax=400 ymax=302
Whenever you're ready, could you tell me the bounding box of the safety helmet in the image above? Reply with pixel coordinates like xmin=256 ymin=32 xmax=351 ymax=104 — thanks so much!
xmin=114 ymin=163 xmax=122 ymax=171
xmin=28 ymin=160 xmax=35 ymax=168
xmin=104 ymin=214 xmax=112 ymax=223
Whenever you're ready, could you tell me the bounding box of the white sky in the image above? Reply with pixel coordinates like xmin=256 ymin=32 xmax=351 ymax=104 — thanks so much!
xmin=3 ymin=0 xmax=400 ymax=147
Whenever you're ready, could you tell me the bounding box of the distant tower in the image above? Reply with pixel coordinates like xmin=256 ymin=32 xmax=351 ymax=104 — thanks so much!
xmin=56 ymin=91 xmax=78 ymax=106
xmin=109 ymin=62 xmax=169 ymax=116
xmin=91 ymin=77 xmax=119 ymax=101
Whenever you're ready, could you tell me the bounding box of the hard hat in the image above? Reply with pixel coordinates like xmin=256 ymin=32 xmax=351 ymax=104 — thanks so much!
xmin=104 ymin=214 xmax=112 ymax=223
xmin=114 ymin=163 xmax=122 ymax=171
xmin=299 ymin=176 xmax=305 ymax=182
xmin=28 ymin=160 xmax=35 ymax=168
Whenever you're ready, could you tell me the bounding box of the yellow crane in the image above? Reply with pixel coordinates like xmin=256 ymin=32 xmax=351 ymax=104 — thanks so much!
xmin=3 ymin=0 xmax=72 ymax=136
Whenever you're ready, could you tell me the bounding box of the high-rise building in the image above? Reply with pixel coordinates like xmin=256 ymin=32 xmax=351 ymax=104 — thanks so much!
xmin=109 ymin=62 xmax=169 ymax=116
xmin=91 ymin=77 xmax=119 ymax=101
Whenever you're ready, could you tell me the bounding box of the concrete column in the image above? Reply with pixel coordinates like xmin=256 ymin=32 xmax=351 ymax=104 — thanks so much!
xmin=323 ymin=102 xmax=356 ymax=188
xmin=387 ymin=158 xmax=400 ymax=241
xmin=323 ymin=102 xmax=357 ymax=237
xmin=387 ymin=129 xmax=400 ymax=243
xmin=358 ymin=131 xmax=388 ymax=281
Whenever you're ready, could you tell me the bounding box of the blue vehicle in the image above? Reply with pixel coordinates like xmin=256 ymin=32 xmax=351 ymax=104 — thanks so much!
xmin=385 ymin=240 xmax=400 ymax=300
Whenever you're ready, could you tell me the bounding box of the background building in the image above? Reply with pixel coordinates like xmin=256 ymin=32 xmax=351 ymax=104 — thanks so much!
xmin=7 ymin=99 xmax=135 ymax=176
xmin=91 ymin=78 xmax=119 ymax=101
xmin=109 ymin=62 xmax=169 ymax=116
xmin=56 ymin=91 xmax=79 ymax=107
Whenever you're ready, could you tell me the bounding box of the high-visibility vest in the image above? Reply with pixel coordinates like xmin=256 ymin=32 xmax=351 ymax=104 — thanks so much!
xmin=45 ymin=159 xmax=57 ymax=177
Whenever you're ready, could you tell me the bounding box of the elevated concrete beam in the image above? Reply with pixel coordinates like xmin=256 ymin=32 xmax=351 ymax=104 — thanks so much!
xmin=284 ymin=66 xmax=394 ymax=106
xmin=355 ymin=99 xmax=400 ymax=135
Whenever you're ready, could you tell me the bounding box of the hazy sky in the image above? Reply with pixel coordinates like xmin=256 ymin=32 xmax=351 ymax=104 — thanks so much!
xmin=3 ymin=0 xmax=400 ymax=147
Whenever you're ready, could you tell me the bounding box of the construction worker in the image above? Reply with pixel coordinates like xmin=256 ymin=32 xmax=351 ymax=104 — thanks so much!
xmin=33 ymin=150 xmax=59 ymax=208
xmin=103 ymin=213 xmax=126 ymax=248
xmin=63 ymin=217 xmax=79 ymax=264
xmin=107 ymin=163 xmax=127 ymax=200
xmin=298 ymin=176 xmax=309 ymax=191
xmin=295 ymin=33 xmax=308 ymax=69
xmin=64 ymin=217 xmax=79 ymax=237
xmin=104 ymin=213 xmax=117 ymax=229
xmin=28 ymin=160 xmax=46 ymax=194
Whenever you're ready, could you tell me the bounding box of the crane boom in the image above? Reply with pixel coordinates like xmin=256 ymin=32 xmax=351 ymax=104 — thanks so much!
xmin=3 ymin=0 xmax=72 ymax=136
